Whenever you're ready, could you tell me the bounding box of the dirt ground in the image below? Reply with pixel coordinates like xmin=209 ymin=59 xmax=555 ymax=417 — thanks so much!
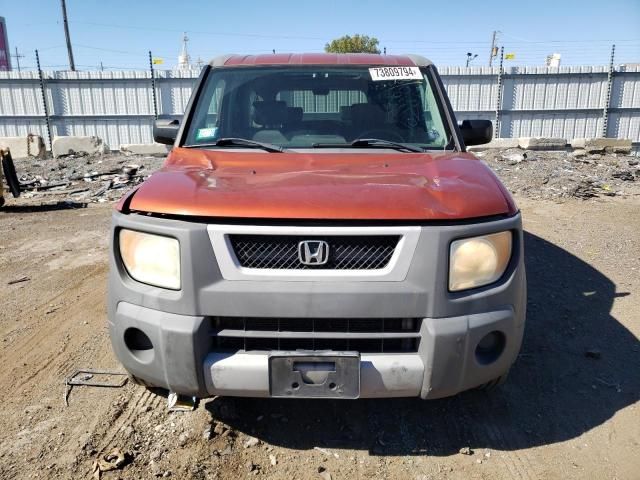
xmin=1 ymin=159 xmax=639 ymax=479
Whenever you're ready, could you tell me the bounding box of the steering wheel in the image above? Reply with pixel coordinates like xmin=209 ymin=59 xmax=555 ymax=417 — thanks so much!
xmin=356 ymin=129 xmax=405 ymax=143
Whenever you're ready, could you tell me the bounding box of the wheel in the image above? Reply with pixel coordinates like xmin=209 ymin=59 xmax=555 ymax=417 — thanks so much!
xmin=477 ymin=371 xmax=510 ymax=391
xmin=1 ymin=152 xmax=21 ymax=198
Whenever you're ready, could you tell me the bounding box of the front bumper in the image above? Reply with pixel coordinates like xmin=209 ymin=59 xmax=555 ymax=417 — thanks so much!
xmin=107 ymin=210 xmax=526 ymax=399
xmin=109 ymin=302 xmax=524 ymax=399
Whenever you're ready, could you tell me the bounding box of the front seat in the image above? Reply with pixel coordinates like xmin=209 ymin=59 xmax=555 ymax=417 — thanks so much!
xmin=252 ymin=101 xmax=288 ymax=144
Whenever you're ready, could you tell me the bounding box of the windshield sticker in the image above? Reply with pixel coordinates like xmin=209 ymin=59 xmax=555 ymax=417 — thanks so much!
xmin=196 ymin=127 xmax=217 ymax=140
xmin=369 ymin=66 xmax=422 ymax=81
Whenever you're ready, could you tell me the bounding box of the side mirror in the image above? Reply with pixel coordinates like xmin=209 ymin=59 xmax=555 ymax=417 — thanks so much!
xmin=459 ymin=120 xmax=493 ymax=146
xmin=153 ymin=119 xmax=180 ymax=145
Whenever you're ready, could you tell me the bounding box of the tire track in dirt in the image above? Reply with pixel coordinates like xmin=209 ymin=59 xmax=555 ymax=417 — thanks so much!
xmin=2 ymin=265 xmax=108 ymax=391
xmin=77 ymin=387 xmax=169 ymax=478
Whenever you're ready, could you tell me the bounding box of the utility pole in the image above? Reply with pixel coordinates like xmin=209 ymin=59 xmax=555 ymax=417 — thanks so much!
xmin=488 ymin=30 xmax=499 ymax=67
xmin=60 ymin=0 xmax=76 ymax=70
xmin=11 ymin=47 xmax=25 ymax=72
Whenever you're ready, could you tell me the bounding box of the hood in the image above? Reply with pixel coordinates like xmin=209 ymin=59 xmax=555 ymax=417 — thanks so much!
xmin=122 ymin=147 xmax=516 ymax=220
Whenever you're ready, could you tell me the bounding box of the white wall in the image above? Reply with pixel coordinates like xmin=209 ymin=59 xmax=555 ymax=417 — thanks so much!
xmin=1 ymin=65 xmax=638 ymax=149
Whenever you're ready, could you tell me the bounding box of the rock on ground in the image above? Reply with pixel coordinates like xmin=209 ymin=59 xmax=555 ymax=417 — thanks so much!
xmin=0 ymin=135 xmax=46 ymax=159
xmin=52 ymin=135 xmax=109 ymax=157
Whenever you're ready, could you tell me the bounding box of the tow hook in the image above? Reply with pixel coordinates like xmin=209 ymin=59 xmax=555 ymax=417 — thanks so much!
xmin=167 ymin=392 xmax=197 ymax=412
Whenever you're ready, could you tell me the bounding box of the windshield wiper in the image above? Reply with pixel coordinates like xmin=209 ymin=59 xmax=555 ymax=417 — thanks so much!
xmin=312 ymin=138 xmax=425 ymax=153
xmin=351 ymin=138 xmax=425 ymax=152
xmin=185 ymin=137 xmax=285 ymax=152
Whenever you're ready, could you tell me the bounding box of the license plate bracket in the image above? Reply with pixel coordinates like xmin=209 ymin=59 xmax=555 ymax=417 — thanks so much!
xmin=269 ymin=351 xmax=360 ymax=399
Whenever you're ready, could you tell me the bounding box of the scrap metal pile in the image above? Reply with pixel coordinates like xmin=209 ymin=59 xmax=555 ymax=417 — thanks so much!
xmin=477 ymin=148 xmax=640 ymax=200
xmin=10 ymin=153 xmax=165 ymax=206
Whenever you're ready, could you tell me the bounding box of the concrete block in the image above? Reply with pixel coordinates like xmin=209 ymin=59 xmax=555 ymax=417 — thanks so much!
xmin=0 ymin=135 xmax=46 ymax=159
xmin=52 ymin=136 xmax=109 ymax=157
xmin=570 ymin=138 xmax=632 ymax=154
xmin=120 ymin=143 xmax=170 ymax=156
xmin=518 ymin=137 xmax=566 ymax=150
xmin=467 ymin=138 xmax=520 ymax=151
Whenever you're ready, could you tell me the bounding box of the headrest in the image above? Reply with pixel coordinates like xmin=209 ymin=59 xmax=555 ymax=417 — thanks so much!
xmin=253 ymin=101 xmax=287 ymax=127
xmin=340 ymin=106 xmax=352 ymax=122
xmin=350 ymin=103 xmax=386 ymax=126
xmin=286 ymin=107 xmax=303 ymax=124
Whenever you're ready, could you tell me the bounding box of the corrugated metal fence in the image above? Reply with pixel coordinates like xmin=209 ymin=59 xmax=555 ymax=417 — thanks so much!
xmin=0 ymin=65 xmax=639 ymax=149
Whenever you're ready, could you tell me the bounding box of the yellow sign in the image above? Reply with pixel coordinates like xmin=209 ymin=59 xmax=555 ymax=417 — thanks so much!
xmin=152 ymin=58 xmax=164 ymax=65
xmin=505 ymin=53 xmax=516 ymax=60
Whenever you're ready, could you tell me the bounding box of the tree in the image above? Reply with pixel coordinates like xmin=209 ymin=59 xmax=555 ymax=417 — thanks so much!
xmin=325 ymin=34 xmax=381 ymax=54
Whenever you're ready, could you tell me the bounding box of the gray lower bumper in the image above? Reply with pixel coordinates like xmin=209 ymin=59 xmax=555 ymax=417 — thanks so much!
xmin=109 ymin=301 xmax=524 ymax=399
xmin=204 ymin=352 xmax=425 ymax=398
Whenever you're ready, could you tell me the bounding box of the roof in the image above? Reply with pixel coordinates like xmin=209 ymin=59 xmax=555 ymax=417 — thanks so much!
xmin=209 ymin=53 xmax=432 ymax=68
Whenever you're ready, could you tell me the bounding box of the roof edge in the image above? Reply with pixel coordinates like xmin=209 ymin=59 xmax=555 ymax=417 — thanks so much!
xmin=209 ymin=53 xmax=433 ymax=67
xmin=209 ymin=54 xmax=237 ymax=67
xmin=405 ymin=54 xmax=433 ymax=67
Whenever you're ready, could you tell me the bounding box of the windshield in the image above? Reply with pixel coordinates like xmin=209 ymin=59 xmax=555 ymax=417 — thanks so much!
xmin=184 ymin=66 xmax=452 ymax=150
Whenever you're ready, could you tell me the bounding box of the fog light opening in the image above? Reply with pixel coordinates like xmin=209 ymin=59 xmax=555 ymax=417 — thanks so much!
xmin=124 ymin=327 xmax=154 ymax=363
xmin=475 ymin=331 xmax=506 ymax=365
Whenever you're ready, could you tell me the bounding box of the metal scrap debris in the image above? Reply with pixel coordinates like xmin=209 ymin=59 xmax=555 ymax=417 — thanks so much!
xmin=17 ymin=162 xmax=148 ymax=203
xmin=313 ymin=446 xmax=340 ymax=459
xmin=64 ymin=369 xmax=128 ymax=406
xmin=92 ymin=448 xmax=127 ymax=479
xmin=7 ymin=276 xmax=30 ymax=285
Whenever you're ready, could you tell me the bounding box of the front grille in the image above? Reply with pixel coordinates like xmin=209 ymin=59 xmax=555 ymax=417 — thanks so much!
xmin=229 ymin=235 xmax=400 ymax=270
xmin=211 ymin=317 xmax=421 ymax=353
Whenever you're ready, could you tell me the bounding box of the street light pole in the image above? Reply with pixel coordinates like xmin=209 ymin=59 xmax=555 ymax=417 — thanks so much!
xmin=488 ymin=30 xmax=498 ymax=67
xmin=61 ymin=0 xmax=76 ymax=71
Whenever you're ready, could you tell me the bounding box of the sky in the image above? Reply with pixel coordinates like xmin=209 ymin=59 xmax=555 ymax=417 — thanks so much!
xmin=1 ymin=0 xmax=639 ymax=71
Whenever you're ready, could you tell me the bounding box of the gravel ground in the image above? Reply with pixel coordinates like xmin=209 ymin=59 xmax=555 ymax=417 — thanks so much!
xmin=1 ymin=150 xmax=639 ymax=479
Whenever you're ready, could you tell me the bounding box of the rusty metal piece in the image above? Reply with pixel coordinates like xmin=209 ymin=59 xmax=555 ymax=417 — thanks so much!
xmin=64 ymin=369 xmax=128 ymax=406
xmin=1 ymin=148 xmax=21 ymax=198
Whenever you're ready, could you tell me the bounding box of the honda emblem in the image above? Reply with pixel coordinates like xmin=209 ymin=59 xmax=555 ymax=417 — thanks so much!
xmin=298 ymin=240 xmax=330 ymax=266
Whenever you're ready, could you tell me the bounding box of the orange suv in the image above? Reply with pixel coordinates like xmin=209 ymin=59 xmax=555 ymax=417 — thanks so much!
xmin=108 ymin=54 xmax=526 ymax=400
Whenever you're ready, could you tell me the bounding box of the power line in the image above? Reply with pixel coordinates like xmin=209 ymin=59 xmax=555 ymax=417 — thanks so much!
xmin=68 ymin=20 xmax=640 ymax=45
xmin=71 ymin=21 xmax=326 ymax=40
xmin=74 ymin=43 xmax=175 ymax=58
xmin=11 ymin=47 xmax=25 ymax=72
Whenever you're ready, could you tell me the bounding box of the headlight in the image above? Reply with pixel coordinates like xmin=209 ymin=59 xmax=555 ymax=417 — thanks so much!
xmin=449 ymin=231 xmax=512 ymax=292
xmin=119 ymin=229 xmax=181 ymax=290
